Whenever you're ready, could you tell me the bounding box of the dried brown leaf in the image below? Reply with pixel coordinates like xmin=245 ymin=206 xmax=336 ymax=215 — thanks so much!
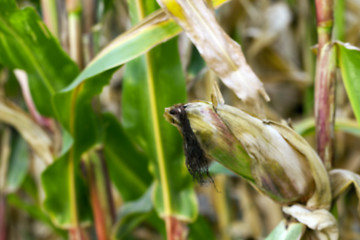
xmin=157 ymin=0 xmax=269 ymax=116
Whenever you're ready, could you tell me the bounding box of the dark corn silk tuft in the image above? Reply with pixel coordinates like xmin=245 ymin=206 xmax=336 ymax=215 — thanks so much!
xmin=169 ymin=104 xmax=212 ymax=184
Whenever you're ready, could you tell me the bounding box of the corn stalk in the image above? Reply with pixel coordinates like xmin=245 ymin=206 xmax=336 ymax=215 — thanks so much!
xmin=314 ymin=0 xmax=336 ymax=170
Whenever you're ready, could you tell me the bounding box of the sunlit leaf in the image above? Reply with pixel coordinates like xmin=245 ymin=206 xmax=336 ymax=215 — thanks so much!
xmin=0 ymin=2 xmax=79 ymax=116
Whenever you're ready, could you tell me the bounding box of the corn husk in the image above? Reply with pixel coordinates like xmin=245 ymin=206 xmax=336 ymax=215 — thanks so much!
xmin=165 ymin=101 xmax=331 ymax=208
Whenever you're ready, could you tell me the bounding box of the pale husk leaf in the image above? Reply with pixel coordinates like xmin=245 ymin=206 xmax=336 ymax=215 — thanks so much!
xmin=216 ymin=104 xmax=316 ymax=204
xmin=329 ymin=169 xmax=360 ymax=215
xmin=0 ymin=98 xmax=52 ymax=165
xmin=282 ymin=204 xmax=338 ymax=240
xmin=268 ymin=122 xmax=331 ymax=209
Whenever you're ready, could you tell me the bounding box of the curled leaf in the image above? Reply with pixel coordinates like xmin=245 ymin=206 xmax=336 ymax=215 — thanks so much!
xmin=282 ymin=204 xmax=338 ymax=240
xmin=330 ymin=169 xmax=360 ymax=215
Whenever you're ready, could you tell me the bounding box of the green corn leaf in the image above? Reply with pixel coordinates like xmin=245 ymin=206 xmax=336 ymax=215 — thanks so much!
xmin=112 ymin=186 xmax=165 ymax=239
xmin=42 ymin=68 xmax=117 ymax=228
xmin=0 ymin=1 xmax=79 ymax=116
xmin=102 ymin=113 xmax=152 ymax=201
xmin=7 ymin=193 xmax=66 ymax=237
xmin=122 ymin=0 xmax=197 ymax=222
xmin=0 ymin=0 xmax=121 ymax=229
xmin=188 ymin=216 xmax=216 ymax=240
xmin=41 ymin=155 xmax=92 ymax=228
xmin=60 ymin=0 xmax=230 ymax=93
xmin=113 ymin=187 xmax=153 ymax=239
xmin=337 ymin=42 xmax=360 ymax=125
xmin=5 ymin=135 xmax=29 ymax=193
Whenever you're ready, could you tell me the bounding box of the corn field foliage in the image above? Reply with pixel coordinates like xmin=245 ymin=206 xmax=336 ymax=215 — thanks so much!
xmin=1 ymin=0 xmax=360 ymax=239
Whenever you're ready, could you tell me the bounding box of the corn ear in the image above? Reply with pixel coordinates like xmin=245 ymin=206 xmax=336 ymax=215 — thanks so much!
xmin=165 ymin=102 xmax=331 ymax=207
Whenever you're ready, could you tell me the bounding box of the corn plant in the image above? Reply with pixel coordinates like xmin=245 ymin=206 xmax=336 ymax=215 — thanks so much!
xmin=1 ymin=0 xmax=360 ymax=240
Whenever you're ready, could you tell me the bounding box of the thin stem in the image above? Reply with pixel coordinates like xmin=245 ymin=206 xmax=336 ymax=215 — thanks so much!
xmin=67 ymin=0 xmax=84 ymax=68
xmin=131 ymin=0 xmax=187 ymax=238
xmin=14 ymin=70 xmax=52 ymax=129
xmin=41 ymin=0 xmax=59 ymax=39
xmin=85 ymin=150 xmax=115 ymax=240
xmin=66 ymin=0 xmax=85 ymax=238
xmin=334 ymin=0 xmax=345 ymax=41
xmin=68 ymin=86 xmax=82 ymax=240
xmin=0 ymin=129 xmax=10 ymax=240
xmin=83 ymin=0 xmax=95 ymax=63
xmin=315 ymin=0 xmax=333 ymax=49
xmin=314 ymin=0 xmax=335 ymax=170
xmin=0 ymin=195 xmax=6 ymax=240
xmin=0 ymin=129 xmax=11 ymax=193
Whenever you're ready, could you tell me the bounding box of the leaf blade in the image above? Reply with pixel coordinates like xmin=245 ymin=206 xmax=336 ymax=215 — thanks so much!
xmin=61 ymin=0 xmax=230 ymax=92
xmin=337 ymin=42 xmax=360 ymax=124
xmin=0 ymin=4 xmax=79 ymax=116
xmin=122 ymin=1 xmax=197 ymax=221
